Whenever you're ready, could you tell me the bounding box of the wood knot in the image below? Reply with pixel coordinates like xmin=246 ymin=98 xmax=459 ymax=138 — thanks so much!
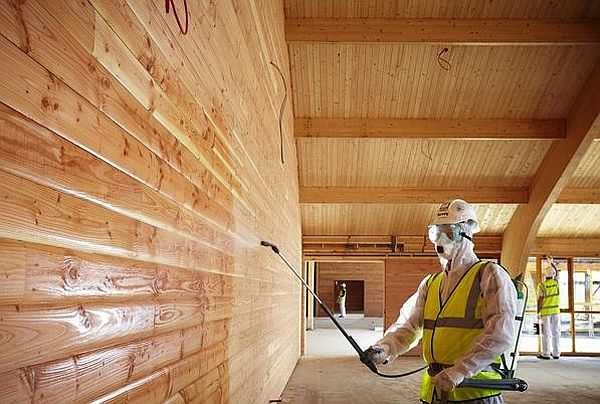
xmin=152 ymin=274 xmax=167 ymax=295
xmin=41 ymin=97 xmax=51 ymax=111
xmin=101 ymin=77 xmax=111 ymax=90
xmin=62 ymin=257 xmax=81 ymax=288
xmin=77 ymin=305 xmax=92 ymax=329
xmin=157 ymin=306 xmax=177 ymax=323
xmin=103 ymin=275 xmax=115 ymax=289
xmin=144 ymin=57 xmax=155 ymax=74
xmin=68 ymin=266 xmax=79 ymax=281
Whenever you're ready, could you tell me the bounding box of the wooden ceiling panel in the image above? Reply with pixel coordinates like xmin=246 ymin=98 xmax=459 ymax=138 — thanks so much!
xmin=568 ymin=118 xmax=600 ymax=187
xmin=569 ymin=141 xmax=600 ymax=187
xmin=285 ymin=0 xmax=600 ymax=19
xmin=297 ymin=138 xmax=551 ymax=187
xmin=290 ymin=43 xmax=600 ymax=119
xmin=287 ymin=0 xmax=600 ymax=239
xmin=538 ymin=204 xmax=600 ymax=237
xmin=301 ymin=203 xmax=516 ymax=235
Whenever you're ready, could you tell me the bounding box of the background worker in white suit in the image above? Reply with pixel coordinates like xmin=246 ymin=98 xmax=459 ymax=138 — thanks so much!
xmin=537 ymin=257 xmax=561 ymax=360
xmin=337 ymin=282 xmax=347 ymax=318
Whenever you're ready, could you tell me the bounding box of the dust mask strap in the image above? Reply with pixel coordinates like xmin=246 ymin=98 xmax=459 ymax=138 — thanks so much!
xmin=459 ymin=232 xmax=473 ymax=242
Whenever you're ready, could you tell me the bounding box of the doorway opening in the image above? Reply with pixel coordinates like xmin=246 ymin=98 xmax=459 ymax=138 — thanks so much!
xmin=335 ymin=280 xmax=365 ymax=314
xmin=304 ymin=262 xmax=384 ymax=357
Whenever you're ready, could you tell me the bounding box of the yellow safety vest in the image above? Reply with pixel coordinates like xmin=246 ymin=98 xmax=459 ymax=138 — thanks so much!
xmin=420 ymin=261 xmax=502 ymax=403
xmin=539 ymin=279 xmax=560 ymax=316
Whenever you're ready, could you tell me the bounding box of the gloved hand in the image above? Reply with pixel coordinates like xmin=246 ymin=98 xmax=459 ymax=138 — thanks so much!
xmin=434 ymin=367 xmax=465 ymax=393
xmin=363 ymin=345 xmax=389 ymax=365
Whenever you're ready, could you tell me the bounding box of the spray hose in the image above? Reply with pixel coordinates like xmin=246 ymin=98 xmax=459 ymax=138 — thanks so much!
xmin=261 ymin=241 xmax=528 ymax=390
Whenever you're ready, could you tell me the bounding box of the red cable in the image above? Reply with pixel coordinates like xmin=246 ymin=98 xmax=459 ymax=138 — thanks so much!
xmin=166 ymin=0 xmax=189 ymax=35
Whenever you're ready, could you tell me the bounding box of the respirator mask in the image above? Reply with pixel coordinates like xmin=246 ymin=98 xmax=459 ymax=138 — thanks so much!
xmin=427 ymin=222 xmax=472 ymax=260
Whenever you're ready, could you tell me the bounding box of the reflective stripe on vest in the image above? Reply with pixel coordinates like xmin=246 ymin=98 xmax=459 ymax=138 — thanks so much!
xmin=420 ymin=261 xmax=502 ymax=403
xmin=540 ymin=279 xmax=560 ymax=316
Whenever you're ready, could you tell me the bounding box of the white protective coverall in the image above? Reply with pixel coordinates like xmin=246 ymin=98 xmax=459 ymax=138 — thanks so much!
xmin=377 ymin=238 xmax=517 ymax=404
xmin=337 ymin=285 xmax=347 ymax=317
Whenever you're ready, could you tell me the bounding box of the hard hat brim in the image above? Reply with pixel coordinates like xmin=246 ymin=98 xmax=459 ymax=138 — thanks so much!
xmin=430 ymin=217 xmax=481 ymax=233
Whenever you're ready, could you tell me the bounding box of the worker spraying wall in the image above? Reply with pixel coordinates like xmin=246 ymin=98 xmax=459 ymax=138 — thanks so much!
xmin=263 ymin=199 xmax=528 ymax=404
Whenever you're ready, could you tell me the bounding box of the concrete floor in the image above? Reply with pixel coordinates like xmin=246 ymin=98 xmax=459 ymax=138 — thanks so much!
xmin=283 ymin=329 xmax=600 ymax=403
xmin=313 ymin=314 xmax=384 ymax=330
xmin=306 ymin=328 xmax=383 ymax=357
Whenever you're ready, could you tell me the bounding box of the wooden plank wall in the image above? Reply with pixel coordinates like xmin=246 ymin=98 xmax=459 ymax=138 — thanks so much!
xmin=384 ymin=257 xmax=439 ymax=356
xmin=0 ymin=1 xmax=301 ymax=403
xmin=316 ymin=262 xmax=384 ymax=317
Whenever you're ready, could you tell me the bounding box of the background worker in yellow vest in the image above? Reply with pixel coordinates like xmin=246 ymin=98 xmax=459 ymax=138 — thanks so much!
xmin=537 ymin=257 xmax=561 ymax=360
xmin=364 ymin=200 xmax=517 ymax=404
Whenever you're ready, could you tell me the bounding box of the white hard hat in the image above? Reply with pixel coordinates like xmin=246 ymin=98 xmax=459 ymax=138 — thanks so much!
xmin=544 ymin=265 xmax=557 ymax=278
xmin=341 ymin=283 xmax=346 ymax=287
xmin=431 ymin=199 xmax=480 ymax=233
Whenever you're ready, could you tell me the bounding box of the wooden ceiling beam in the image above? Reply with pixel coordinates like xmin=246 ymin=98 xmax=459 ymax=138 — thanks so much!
xmin=300 ymin=186 xmax=600 ymax=204
xmin=303 ymin=234 xmax=503 ymax=256
xmin=531 ymin=238 xmax=600 ymax=257
xmin=303 ymin=235 xmax=600 ymax=259
xmin=285 ymin=18 xmax=600 ymax=45
xmin=500 ymin=62 xmax=600 ymax=276
xmin=295 ymin=118 xmax=566 ymax=140
xmin=302 ymin=235 xmax=394 ymax=245
xmin=300 ymin=186 xmax=528 ymax=204
xmin=556 ymin=188 xmax=600 ymax=204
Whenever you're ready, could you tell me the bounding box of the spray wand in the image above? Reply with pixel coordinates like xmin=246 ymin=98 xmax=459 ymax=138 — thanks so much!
xmin=260 ymin=241 xmax=425 ymax=378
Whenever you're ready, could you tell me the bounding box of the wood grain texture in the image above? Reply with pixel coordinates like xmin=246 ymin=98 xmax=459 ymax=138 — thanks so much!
xmin=538 ymin=205 xmax=600 ymax=237
xmin=0 ymin=0 xmax=301 ymax=402
xmin=567 ymin=137 xmax=600 ymax=188
xmin=531 ymin=237 xmax=600 ymax=257
xmin=295 ymin=117 xmax=566 ymax=139
xmin=0 ymin=238 xmax=233 ymax=305
xmin=556 ymin=188 xmax=600 ymax=204
xmin=300 ymin=186 xmax=528 ymax=204
xmin=0 ymin=2 xmax=240 ymax=232
xmin=289 ymin=43 xmax=600 ymax=119
xmin=0 ymin=322 xmax=228 ymax=403
xmin=301 ymin=204 xmax=517 ymax=235
xmin=0 ymin=103 xmax=233 ymax=253
xmin=285 ymin=0 xmax=600 ymax=19
xmin=0 ymin=295 xmax=237 ymax=375
xmin=297 ymin=138 xmax=552 ymax=188
xmin=0 ymin=170 xmax=233 ymax=274
xmin=285 ymin=18 xmax=600 ymax=45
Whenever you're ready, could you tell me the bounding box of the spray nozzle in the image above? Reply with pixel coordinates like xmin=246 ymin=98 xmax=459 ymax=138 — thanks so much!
xmin=359 ymin=353 xmax=380 ymax=374
xmin=261 ymin=240 xmax=279 ymax=254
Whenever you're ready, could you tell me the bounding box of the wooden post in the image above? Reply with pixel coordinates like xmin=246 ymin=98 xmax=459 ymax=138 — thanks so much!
xmin=300 ymin=261 xmax=307 ymax=355
xmin=568 ymin=258 xmax=576 ymax=352
xmin=536 ymin=256 xmax=543 ymax=351
xmin=306 ymin=261 xmax=315 ymax=330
